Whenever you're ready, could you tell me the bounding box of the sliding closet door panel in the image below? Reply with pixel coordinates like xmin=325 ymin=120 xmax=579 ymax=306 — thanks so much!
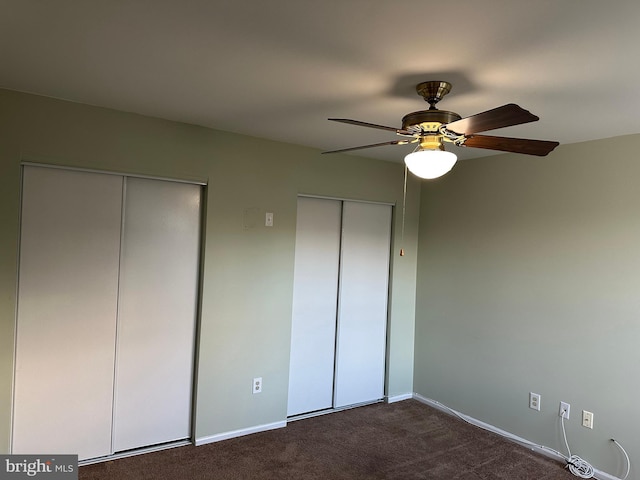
xmin=13 ymin=166 xmax=123 ymax=460
xmin=113 ymin=178 xmax=201 ymax=452
xmin=287 ymin=197 xmax=342 ymax=416
xmin=334 ymin=202 xmax=391 ymax=408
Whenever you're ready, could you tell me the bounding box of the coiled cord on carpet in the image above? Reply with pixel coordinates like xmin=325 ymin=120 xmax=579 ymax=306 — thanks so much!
xmin=560 ymin=413 xmax=594 ymax=478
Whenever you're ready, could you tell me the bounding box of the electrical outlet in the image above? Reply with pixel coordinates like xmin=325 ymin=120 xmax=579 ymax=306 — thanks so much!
xmin=582 ymin=410 xmax=594 ymax=429
xmin=559 ymin=401 xmax=570 ymax=419
xmin=253 ymin=377 xmax=262 ymax=394
xmin=529 ymin=392 xmax=541 ymax=411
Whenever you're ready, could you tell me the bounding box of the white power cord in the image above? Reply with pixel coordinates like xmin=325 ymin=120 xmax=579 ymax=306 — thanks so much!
xmin=611 ymin=438 xmax=631 ymax=480
xmin=560 ymin=414 xmax=594 ymax=478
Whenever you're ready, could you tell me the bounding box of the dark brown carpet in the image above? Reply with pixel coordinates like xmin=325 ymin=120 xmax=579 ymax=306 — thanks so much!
xmin=80 ymin=400 xmax=573 ymax=479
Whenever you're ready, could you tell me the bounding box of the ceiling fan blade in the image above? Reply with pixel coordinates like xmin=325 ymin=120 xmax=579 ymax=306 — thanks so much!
xmin=445 ymin=104 xmax=539 ymax=135
xmin=461 ymin=135 xmax=559 ymax=156
xmin=329 ymin=118 xmax=413 ymax=136
xmin=322 ymin=139 xmax=412 ymax=154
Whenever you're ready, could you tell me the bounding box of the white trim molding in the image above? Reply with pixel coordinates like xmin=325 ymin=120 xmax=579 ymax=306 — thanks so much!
xmin=386 ymin=393 xmax=413 ymax=404
xmin=195 ymin=421 xmax=287 ymax=446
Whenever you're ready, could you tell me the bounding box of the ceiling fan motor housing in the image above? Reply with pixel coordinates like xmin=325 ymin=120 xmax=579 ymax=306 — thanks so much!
xmin=401 ymin=110 xmax=461 ymax=134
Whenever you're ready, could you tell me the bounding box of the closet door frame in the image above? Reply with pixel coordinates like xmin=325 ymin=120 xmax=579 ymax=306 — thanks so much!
xmin=12 ymin=162 xmax=207 ymax=461
xmin=288 ymin=195 xmax=393 ymax=417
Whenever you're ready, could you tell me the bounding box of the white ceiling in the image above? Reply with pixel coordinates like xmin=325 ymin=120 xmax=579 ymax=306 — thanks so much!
xmin=2 ymin=0 xmax=640 ymax=162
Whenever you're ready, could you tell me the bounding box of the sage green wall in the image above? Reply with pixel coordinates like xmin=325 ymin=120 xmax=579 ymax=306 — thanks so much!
xmin=414 ymin=135 xmax=640 ymax=477
xmin=0 ymin=89 xmax=419 ymax=452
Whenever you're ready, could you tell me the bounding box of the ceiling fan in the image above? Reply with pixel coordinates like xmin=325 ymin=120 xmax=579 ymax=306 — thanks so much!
xmin=323 ymin=81 xmax=559 ymax=179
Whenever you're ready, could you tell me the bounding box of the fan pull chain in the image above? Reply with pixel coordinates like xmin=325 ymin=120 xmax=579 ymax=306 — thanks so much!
xmin=400 ymin=165 xmax=407 ymax=256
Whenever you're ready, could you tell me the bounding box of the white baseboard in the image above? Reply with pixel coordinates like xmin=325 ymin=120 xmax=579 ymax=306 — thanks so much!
xmin=412 ymin=394 xmax=621 ymax=480
xmin=594 ymin=469 xmax=627 ymax=480
xmin=195 ymin=420 xmax=287 ymax=446
xmin=386 ymin=393 xmax=413 ymax=403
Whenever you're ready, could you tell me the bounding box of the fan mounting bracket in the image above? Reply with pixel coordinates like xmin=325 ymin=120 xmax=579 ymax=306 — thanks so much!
xmin=416 ymin=81 xmax=453 ymax=109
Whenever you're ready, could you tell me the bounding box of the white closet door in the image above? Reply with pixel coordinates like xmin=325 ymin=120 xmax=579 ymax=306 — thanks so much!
xmin=13 ymin=166 xmax=123 ymax=460
xmin=287 ymin=197 xmax=342 ymax=416
xmin=334 ymin=201 xmax=391 ymax=408
xmin=113 ymin=178 xmax=201 ymax=452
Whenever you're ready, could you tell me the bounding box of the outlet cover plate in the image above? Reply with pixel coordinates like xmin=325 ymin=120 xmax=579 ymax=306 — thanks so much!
xmin=559 ymin=401 xmax=570 ymax=419
xmin=253 ymin=377 xmax=262 ymax=394
xmin=582 ymin=410 xmax=594 ymax=429
xmin=529 ymin=392 xmax=541 ymax=411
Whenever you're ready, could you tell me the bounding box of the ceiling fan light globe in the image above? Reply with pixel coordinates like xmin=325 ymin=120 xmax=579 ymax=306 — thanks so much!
xmin=404 ymin=150 xmax=457 ymax=179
